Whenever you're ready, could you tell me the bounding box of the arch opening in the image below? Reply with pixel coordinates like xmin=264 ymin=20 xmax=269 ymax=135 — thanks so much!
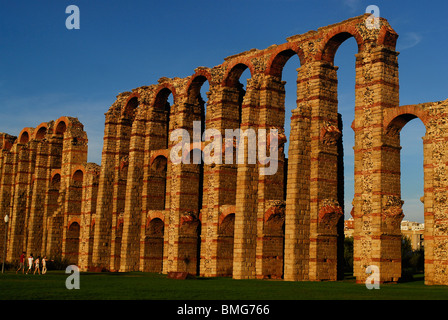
xmin=143 ymin=218 xmax=165 ymax=273
xmin=55 ymin=121 xmax=67 ymax=135
xmin=180 ymin=148 xmax=204 ymax=276
xmin=19 ymin=131 xmax=30 ymax=144
xmin=35 ymin=126 xmax=47 ymax=140
xmin=187 ymin=75 xmax=210 ymax=140
xmin=217 ymin=213 xmax=235 ymax=277
xmin=397 ymin=117 xmax=426 ymax=279
xmin=320 ymin=34 xmax=359 ymax=279
xmin=382 ymin=115 xmax=426 ymax=280
xmin=66 ymin=222 xmax=80 ymax=265
xmin=322 ymin=31 xmax=361 ymax=64
xmin=154 ymin=87 xmax=173 ymax=149
xmin=123 ymin=96 xmax=139 ymax=119
xmin=147 ymin=155 xmax=168 ymax=211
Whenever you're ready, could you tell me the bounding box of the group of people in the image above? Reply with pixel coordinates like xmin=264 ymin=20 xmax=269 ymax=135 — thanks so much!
xmin=16 ymin=252 xmax=52 ymax=275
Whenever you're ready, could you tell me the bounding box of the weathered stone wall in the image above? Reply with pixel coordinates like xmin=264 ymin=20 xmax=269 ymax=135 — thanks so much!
xmin=0 ymin=117 xmax=91 ymax=266
xmin=1 ymin=14 xmax=448 ymax=285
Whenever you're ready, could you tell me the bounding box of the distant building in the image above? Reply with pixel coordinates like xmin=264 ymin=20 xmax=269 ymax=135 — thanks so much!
xmin=401 ymin=220 xmax=424 ymax=251
xmin=344 ymin=218 xmax=424 ymax=251
xmin=344 ymin=218 xmax=354 ymax=238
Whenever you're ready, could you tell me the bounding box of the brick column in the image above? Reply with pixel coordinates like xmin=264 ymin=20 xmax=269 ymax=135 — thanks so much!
xmin=233 ymin=74 xmax=261 ymax=279
xmin=43 ymin=135 xmax=64 ymax=258
xmin=59 ymin=120 xmax=88 ymax=264
xmin=109 ymin=117 xmax=135 ymax=271
xmin=308 ymin=61 xmax=342 ymax=281
xmin=352 ymin=45 xmax=400 ymax=283
xmin=199 ymin=82 xmax=240 ymax=277
xmin=8 ymin=133 xmax=36 ymax=261
xmin=421 ymin=100 xmax=448 ymax=285
xmin=284 ymin=64 xmax=312 ymax=281
xmin=92 ymin=93 xmax=131 ymax=270
xmin=140 ymin=106 xmax=171 ymax=272
xmin=255 ymin=75 xmax=287 ymax=279
xmin=119 ymin=113 xmax=146 ymax=272
xmin=284 ymin=60 xmax=343 ymax=281
xmin=27 ymin=137 xmax=51 ymax=257
xmin=78 ymin=163 xmax=100 ymax=271
xmin=0 ymin=134 xmax=16 ymax=263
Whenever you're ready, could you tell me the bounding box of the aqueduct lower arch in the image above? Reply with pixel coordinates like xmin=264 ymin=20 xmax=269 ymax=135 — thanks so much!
xmin=1 ymin=14 xmax=448 ymax=285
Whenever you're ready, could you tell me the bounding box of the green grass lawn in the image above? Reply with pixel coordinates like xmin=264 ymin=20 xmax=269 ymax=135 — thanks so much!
xmin=1 ymin=271 xmax=448 ymax=300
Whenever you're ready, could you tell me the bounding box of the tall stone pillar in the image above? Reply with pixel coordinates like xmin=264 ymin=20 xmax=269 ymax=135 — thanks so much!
xmin=59 ymin=119 xmax=88 ymax=263
xmin=27 ymin=132 xmax=52 ymax=257
xmin=284 ymin=60 xmax=343 ymax=281
xmin=284 ymin=64 xmax=312 ymax=281
xmin=8 ymin=130 xmax=36 ymax=261
xmin=43 ymin=135 xmax=64 ymax=258
xmin=255 ymin=74 xmax=287 ymax=279
xmin=198 ymin=76 xmax=241 ymax=277
xmin=420 ymin=100 xmax=448 ymax=285
xmin=119 ymin=111 xmax=147 ymax=271
xmin=78 ymin=163 xmax=100 ymax=271
xmin=0 ymin=134 xmax=16 ymax=263
xmin=233 ymin=74 xmax=261 ymax=279
xmin=352 ymin=45 xmax=401 ymax=283
xmin=92 ymin=92 xmax=133 ymax=271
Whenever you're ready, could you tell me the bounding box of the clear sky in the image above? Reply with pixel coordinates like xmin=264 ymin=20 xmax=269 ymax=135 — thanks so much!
xmin=1 ymin=0 xmax=447 ymax=223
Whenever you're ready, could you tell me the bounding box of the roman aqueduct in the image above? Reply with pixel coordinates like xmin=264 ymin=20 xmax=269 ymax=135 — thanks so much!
xmin=1 ymin=14 xmax=447 ymax=285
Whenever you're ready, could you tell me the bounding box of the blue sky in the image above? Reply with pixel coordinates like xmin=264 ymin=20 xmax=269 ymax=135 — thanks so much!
xmin=1 ymin=0 xmax=447 ymax=223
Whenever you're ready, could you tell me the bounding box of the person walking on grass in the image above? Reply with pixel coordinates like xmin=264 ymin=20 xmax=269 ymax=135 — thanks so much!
xmin=33 ymin=256 xmax=41 ymax=275
xmin=16 ymin=251 xmax=25 ymax=274
xmin=41 ymin=256 xmax=53 ymax=274
xmin=26 ymin=254 xmax=33 ymax=274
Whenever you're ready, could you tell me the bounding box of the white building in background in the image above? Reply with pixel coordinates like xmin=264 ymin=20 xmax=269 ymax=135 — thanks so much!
xmin=401 ymin=220 xmax=424 ymax=250
xmin=344 ymin=218 xmax=424 ymax=251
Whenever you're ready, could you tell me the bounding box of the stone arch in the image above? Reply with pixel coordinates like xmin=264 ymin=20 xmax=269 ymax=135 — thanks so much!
xmin=54 ymin=118 xmax=68 ymax=135
xmin=187 ymin=75 xmax=209 ymax=101
xmin=217 ymin=212 xmax=235 ymax=277
xmin=186 ymin=72 xmax=211 ymax=140
xmin=149 ymin=149 xmax=170 ymax=167
xmin=151 ymin=155 xmax=168 ymax=172
xmin=152 ymin=84 xmax=175 ymax=149
xmin=186 ymin=69 xmax=213 ymax=104
xmin=66 ymin=220 xmax=80 ymax=265
xmin=146 ymin=211 xmax=165 ymax=225
xmin=122 ymin=93 xmax=140 ymax=120
xmin=68 ymin=168 xmax=84 ymax=262
xmin=218 ymin=206 xmax=236 ymax=226
xmin=152 ymin=83 xmax=177 ymax=111
xmin=318 ymin=24 xmax=364 ymax=63
xmin=265 ymin=43 xmax=305 ymax=78
xmin=260 ymin=202 xmax=286 ymax=279
xmin=18 ymin=128 xmax=33 ymax=144
xmin=382 ymin=106 xmax=428 ymax=270
xmin=383 ymin=105 xmax=430 ymax=136
xmin=72 ymin=167 xmax=84 ymax=187
xmin=223 ymin=61 xmax=254 ymax=88
xmin=220 ymin=61 xmax=253 ymax=135
xmin=146 ymin=155 xmax=168 ymax=211
xmin=219 ymin=212 xmax=235 ymax=236
xmin=50 ymin=171 xmax=61 ymax=189
xmin=54 ymin=116 xmax=85 ymax=137
xmin=34 ymin=123 xmax=49 ymax=140
xmin=143 ymin=216 xmax=165 ymax=272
